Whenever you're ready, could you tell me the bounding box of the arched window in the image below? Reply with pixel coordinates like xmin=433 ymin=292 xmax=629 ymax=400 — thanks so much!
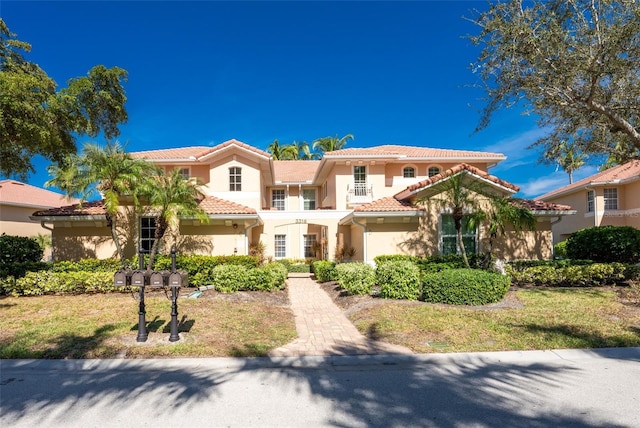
xmin=428 ymin=166 xmax=441 ymax=177
xmin=403 ymin=166 xmax=415 ymax=178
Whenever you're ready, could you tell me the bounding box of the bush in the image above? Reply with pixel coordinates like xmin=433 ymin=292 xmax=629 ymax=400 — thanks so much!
xmin=0 ymin=234 xmax=47 ymax=278
xmin=422 ymin=268 xmax=510 ymax=305
xmin=211 ymin=264 xmax=249 ymax=293
xmin=566 ymin=226 xmax=640 ymax=263
xmin=554 ymin=240 xmax=568 ymax=259
xmin=2 ymin=270 xmax=117 ymax=296
xmin=374 ymin=254 xmax=418 ymax=265
xmin=52 ymin=258 xmax=123 ymax=273
xmin=335 ymin=263 xmax=375 ymax=295
xmin=506 ymin=262 xmax=628 ymax=287
xmin=251 ymin=263 xmax=288 ymax=291
xmin=312 ymin=261 xmax=337 ymax=282
xmin=376 ymin=260 xmax=421 ymax=300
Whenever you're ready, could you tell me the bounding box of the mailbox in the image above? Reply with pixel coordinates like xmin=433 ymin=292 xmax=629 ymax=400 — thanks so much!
xmin=168 ymin=271 xmax=188 ymax=288
xmin=149 ymin=271 xmax=169 ymax=287
xmin=113 ymin=269 xmax=131 ymax=287
xmin=131 ymin=270 xmax=146 ymax=287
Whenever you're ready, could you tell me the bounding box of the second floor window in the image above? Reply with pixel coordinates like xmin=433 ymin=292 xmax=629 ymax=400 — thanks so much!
xmin=272 ymin=189 xmax=285 ymax=210
xmin=229 ymin=167 xmax=241 ymax=191
xmin=587 ymin=190 xmax=594 ymax=212
xmin=428 ymin=166 xmax=441 ymax=177
xmin=604 ymin=188 xmax=618 ymax=210
xmin=303 ymin=189 xmax=316 ymax=210
xmin=403 ymin=167 xmax=415 ymax=178
xmin=353 ymin=165 xmax=367 ymax=196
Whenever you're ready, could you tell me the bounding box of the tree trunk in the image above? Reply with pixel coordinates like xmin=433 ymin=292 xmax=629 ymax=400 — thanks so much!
xmin=453 ymin=212 xmax=470 ymax=268
xmin=106 ymin=213 xmax=125 ymax=263
xmin=147 ymin=218 xmax=167 ymax=271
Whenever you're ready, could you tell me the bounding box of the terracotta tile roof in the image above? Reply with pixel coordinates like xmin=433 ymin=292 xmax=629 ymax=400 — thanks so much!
xmin=273 ymin=160 xmax=320 ymax=183
xmin=197 ymin=196 xmax=256 ymax=215
xmin=32 ymin=197 xmax=257 ymax=217
xmin=324 ymin=145 xmax=505 ymax=159
xmin=354 ymin=196 xmax=422 ymax=212
xmin=511 ymin=198 xmax=573 ymax=212
xmin=537 ymin=159 xmax=640 ymax=200
xmin=32 ymin=200 xmax=107 ymax=217
xmin=0 ymin=180 xmax=78 ymax=209
xmin=394 ymin=163 xmax=519 ymax=200
xmin=130 ymin=139 xmax=271 ymax=161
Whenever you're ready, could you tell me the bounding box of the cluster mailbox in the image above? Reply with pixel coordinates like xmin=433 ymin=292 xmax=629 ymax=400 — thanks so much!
xmin=113 ymin=248 xmax=187 ymax=342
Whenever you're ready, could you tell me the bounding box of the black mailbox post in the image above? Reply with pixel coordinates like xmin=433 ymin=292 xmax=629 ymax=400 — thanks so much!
xmin=113 ymin=246 xmax=187 ymax=343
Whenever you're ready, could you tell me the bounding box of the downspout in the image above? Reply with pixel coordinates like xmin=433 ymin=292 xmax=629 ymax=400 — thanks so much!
xmin=351 ymin=217 xmax=368 ymax=264
xmin=244 ymin=218 xmax=261 ymax=256
xmin=40 ymin=221 xmax=54 ymax=261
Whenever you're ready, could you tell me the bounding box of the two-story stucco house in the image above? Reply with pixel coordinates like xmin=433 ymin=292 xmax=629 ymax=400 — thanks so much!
xmin=32 ymin=139 xmax=573 ymax=263
xmin=537 ymin=159 xmax=640 ymax=244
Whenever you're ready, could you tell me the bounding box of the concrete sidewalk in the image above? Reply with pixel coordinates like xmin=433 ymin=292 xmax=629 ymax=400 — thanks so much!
xmin=268 ymin=274 xmax=413 ymax=357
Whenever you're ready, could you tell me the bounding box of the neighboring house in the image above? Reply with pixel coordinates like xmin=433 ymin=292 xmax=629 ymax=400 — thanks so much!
xmin=32 ymin=139 xmax=573 ymax=262
xmin=0 ymin=179 xmax=78 ymax=259
xmin=537 ymin=159 xmax=640 ymax=244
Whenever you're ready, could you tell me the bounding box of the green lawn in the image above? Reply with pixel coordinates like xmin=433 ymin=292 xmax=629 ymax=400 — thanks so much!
xmin=349 ymin=287 xmax=640 ymax=353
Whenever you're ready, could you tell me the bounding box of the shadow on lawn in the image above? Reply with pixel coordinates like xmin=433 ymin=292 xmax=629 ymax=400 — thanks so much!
xmin=521 ymin=323 xmax=640 ymax=349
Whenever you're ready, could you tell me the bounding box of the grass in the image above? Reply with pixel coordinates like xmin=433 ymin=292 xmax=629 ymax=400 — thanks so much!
xmin=348 ymin=287 xmax=640 ymax=353
xmin=0 ymin=292 xmax=297 ymax=359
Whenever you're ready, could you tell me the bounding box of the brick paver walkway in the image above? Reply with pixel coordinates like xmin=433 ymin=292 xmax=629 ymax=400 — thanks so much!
xmin=268 ymin=274 xmax=413 ymax=357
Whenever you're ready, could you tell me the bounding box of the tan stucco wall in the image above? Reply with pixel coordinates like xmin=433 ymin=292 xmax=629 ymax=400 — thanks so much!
xmin=489 ymin=220 xmax=554 ymax=261
xmin=205 ymin=152 xmax=263 ymax=209
xmin=1 ymin=205 xmax=51 ymax=237
xmin=53 ymin=224 xmax=115 ymax=261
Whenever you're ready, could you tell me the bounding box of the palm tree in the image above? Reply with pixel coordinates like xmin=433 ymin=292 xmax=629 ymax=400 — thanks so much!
xmin=419 ymin=172 xmax=481 ymax=268
xmin=477 ymin=197 xmax=536 ymax=256
xmin=267 ymin=139 xmax=285 ymax=160
xmin=557 ymin=141 xmax=585 ymax=184
xmin=299 ymin=142 xmax=320 ymax=160
xmin=46 ymin=141 xmax=155 ymax=262
xmin=139 ymin=168 xmax=208 ymax=270
xmin=312 ymin=133 xmax=354 ymax=153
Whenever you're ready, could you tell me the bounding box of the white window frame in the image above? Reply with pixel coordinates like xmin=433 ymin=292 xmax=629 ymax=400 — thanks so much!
xmin=402 ymin=166 xmax=416 ymax=178
xmin=603 ymin=188 xmax=618 ymax=210
xmin=272 ymin=189 xmax=285 ymax=210
xmin=439 ymin=213 xmax=477 ymax=256
xmin=229 ymin=167 xmax=242 ymax=192
xmin=586 ymin=190 xmax=595 ymax=213
xmin=274 ymin=234 xmax=286 ymax=258
xmin=303 ymin=234 xmax=318 ymax=258
xmin=353 ymin=165 xmax=367 ymax=196
xmin=428 ymin=166 xmax=441 ymax=177
xmin=303 ymin=189 xmax=316 ymax=210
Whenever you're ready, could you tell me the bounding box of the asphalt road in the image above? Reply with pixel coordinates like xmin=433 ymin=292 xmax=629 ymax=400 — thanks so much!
xmin=2 ymin=348 xmax=639 ymax=427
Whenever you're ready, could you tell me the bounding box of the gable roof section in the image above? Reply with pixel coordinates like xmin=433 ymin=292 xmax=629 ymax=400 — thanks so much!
xmin=324 ymin=145 xmax=506 ymax=161
xmin=394 ymin=163 xmax=520 ymax=200
xmin=130 ymin=139 xmax=271 ymax=162
xmin=537 ymin=159 xmax=640 ymax=200
xmin=0 ymin=180 xmax=78 ymax=209
xmin=273 ymin=160 xmax=320 ymax=184
xmin=354 ymin=196 xmax=422 ymax=213
xmin=511 ymin=198 xmax=574 ymax=215
xmin=32 ymin=197 xmax=257 ymax=219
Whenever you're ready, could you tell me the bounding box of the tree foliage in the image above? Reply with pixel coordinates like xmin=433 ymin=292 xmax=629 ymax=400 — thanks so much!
xmin=469 ymin=0 xmax=640 ymax=162
xmin=0 ymin=19 xmax=128 ymax=179
xmin=312 ymin=133 xmax=354 ymax=153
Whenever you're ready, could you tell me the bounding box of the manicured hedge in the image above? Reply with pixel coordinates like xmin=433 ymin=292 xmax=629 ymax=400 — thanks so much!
xmin=422 ymin=268 xmax=510 ymax=305
xmin=566 ymin=226 xmax=640 ymax=263
xmin=1 ymin=271 xmax=118 ymax=296
xmin=506 ymin=262 xmax=629 ymax=287
xmin=211 ymin=262 xmax=288 ymax=293
xmin=335 ymin=263 xmax=375 ymax=295
xmin=0 ymin=235 xmax=47 ymax=279
xmin=312 ymin=260 xmax=337 ymax=283
xmin=376 ymin=260 xmax=421 ymax=300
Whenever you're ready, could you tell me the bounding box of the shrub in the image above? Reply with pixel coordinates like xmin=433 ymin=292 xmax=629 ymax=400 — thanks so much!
xmin=335 ymin=263 xmax=375 ymax=295
xmin=376 ymin=260 xmax=421 ymax=300
xmin=52 ymin=258 xmax=123 ymax=273
xmin=0 ymin=234 xmax=47 ymax=278
xmin=506 ymin=262 xmax=628 ymax=287
xmin=566 ymin=226 xmax=640 ymax=263
xmin=554 ymin=240 xmax=568 ymax=259
xmin=374 ymin=254 xmax=418 ymax=265
xmin=422 ymin=268 xmax=510 ymax=305
xmin=211 ymin=264 xmax=249 ymax=293
xmin=2 ymin=270 xmax=117 ymax=296
xmin=252 ymin=262 xmax=288 ymax=291
xmin=312 ymin=261 xmax=337 ymax=282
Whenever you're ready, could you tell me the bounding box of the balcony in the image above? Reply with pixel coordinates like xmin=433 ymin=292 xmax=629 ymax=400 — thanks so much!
xmin=347 ymin=183 xmax=373 ymax=205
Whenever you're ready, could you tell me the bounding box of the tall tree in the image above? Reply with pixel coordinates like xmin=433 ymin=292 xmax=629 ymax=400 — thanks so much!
xmin=46 ymin=142 xmax=155 ymax=261
xmin=139 ymin=168 xmax=208 ymax=270
xmin=299 ymin=141 xmax=320 ymax=160
xmin=469 ymin=1 xmax=640 ymax=161
xmin=0 ymin=19 xmax=129 ymax=180
xmin=312 ymin=134 xmax=354 ymax=153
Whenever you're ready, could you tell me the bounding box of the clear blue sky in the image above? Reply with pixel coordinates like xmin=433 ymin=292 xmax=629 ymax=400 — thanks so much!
xmin=1 ymin=0 xmax=596 ymax=198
